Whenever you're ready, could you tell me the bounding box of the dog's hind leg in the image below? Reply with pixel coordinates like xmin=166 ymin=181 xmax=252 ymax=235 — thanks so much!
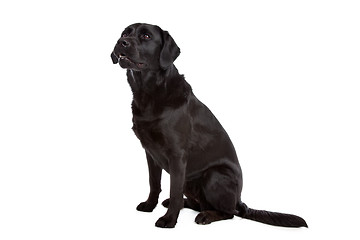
xmin=195 ymin=166 xmax=240 ymax=224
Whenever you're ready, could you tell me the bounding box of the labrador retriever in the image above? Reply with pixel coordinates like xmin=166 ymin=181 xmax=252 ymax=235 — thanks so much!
xmin=111 ymin=23 xmax=307 ymax=228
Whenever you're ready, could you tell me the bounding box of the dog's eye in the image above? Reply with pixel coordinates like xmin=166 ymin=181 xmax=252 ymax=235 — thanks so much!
xmin=141 ymin=34 xmax=151 ymax=40
xmin=122 ymin=33 xmax=129 ymax=37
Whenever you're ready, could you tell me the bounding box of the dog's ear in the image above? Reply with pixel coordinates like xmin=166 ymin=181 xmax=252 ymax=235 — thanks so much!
xmin=160 ymin=31 xmax=180 ymax=69
xmin=111 ymin=51 xmax=119 ymax=64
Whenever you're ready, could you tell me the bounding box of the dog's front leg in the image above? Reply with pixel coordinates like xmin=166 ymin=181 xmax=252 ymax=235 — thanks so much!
xmin=137 ymin=152 xmax=162 ymax=212
xmin=155 ymin=156 xmax=186 ymax=228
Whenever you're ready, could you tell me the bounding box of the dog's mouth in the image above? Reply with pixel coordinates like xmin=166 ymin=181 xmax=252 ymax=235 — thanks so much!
xmin=119 ymin=53 xmax=128 ymax=61
xmin=119 ymin=53 xmax=146 ymax=69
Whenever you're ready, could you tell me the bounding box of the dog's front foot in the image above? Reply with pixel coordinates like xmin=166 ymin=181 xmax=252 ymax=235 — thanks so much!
xmin=136 ymin=200 xmax=157 ymax=212
xmin=155 ymin=215 xmax=177 ymax=228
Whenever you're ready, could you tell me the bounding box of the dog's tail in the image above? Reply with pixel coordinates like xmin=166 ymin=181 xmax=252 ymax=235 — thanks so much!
xmin=236 ymin=202 xmax=308 ymax=228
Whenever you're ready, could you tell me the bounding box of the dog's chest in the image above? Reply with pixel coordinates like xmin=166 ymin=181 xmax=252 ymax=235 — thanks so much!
xmin=132 ymin=119 xmax=171 ymax=170
xmin=132 ymin=119 xmax=165 ymax=147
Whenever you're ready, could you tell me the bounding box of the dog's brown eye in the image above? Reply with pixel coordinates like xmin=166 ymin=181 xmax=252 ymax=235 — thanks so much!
xmin=122 ymin=33 xmax=128 ymax=37
xmin=142 ymin=34 xmax=151 ymax=40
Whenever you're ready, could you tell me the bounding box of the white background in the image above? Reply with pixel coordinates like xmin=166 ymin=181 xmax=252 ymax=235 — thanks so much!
xmin=1 ymin=0 xmax=359 ymax=239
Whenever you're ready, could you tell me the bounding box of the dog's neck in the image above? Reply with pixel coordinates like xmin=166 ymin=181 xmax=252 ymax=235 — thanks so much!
xmin=126 ymin=64 xmax=179 ymax=93
xmin=126 ymin=64 xmax=191 ymax=117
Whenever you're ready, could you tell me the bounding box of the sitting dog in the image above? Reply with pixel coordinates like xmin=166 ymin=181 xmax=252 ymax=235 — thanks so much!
xmin=111 ymin=23 xmax=307 ymax=228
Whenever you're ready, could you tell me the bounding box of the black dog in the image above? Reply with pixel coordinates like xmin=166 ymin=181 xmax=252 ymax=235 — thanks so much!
xmin=111 ymin=23 xmax=307 ymax=228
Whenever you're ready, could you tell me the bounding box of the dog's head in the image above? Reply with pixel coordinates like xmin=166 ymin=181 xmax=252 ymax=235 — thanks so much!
xmin=111 ymin=23 xmax=180 ymax=71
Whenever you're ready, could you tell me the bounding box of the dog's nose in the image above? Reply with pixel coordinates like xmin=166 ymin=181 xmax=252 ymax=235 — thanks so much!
xmin=122 ymin=40 xmax=130 ymax=47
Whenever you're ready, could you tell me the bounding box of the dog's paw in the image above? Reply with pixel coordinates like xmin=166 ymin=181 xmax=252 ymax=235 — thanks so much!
xmin=195 ymin=212 xmax=213 ymax=225
xmin=195 ymin=211 xmax=233 ymax=225
xmin=155 ymin=216 xmax=177 ymax=228
xmin=136 ymin=201 xmax=157 ymax=212
xmin=161 ymin=198 xmax=170 ymax=208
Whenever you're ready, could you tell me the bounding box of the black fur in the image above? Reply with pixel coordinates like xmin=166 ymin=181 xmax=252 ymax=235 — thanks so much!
xmin=111 ymin=23 xmax=307 ymax=228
